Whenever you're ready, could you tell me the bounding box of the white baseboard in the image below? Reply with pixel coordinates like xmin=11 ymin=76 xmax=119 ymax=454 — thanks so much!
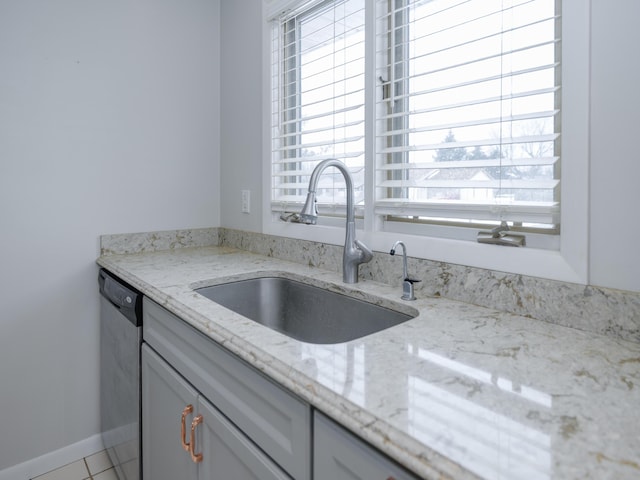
xmin=0 ymin=434 xmax=104 ymax=480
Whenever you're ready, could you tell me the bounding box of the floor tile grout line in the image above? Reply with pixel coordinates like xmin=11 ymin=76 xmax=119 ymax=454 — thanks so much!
xmin=83 ymin=456 xmax=93 ymax=480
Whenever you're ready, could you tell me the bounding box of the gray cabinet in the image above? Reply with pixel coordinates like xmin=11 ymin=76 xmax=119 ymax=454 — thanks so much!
xmin=143 ymin=298 xmax=310 ymax=480
xmin=142 ymin=297 xmax=421 ymax=480
xmin=314 ymin=412 xmax=419 ymax=480
xmin=141 ymin=344 xmax=290 ymax=480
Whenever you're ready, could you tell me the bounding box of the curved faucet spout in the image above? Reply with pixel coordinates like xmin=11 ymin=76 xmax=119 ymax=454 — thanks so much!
xmin=390 ymin=240 xmax=420 ymax=301
xmin=299 ymin=159 xmax=355 ymax=225
xmin=299 ymin=159 xmax=372 ymax=283
xmin=390 ymin=241 xmax=409 ymax=280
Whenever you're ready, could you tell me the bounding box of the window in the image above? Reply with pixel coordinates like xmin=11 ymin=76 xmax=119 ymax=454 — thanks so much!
xmin=375 ymin=0 xmax=561 ymax=238
xmin=266 ymin=0 xmax=588 ymax=283
xmin=270 ymin=0 xmax=366 ymax=218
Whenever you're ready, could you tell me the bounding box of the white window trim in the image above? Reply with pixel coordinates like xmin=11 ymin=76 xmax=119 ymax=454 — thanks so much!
xmin=262 ymin=0 xmax=589 ymax=284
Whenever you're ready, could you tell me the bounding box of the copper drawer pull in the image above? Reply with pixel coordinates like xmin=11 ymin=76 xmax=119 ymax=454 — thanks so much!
xmin=180 ymin=404 xmax=193 ymax=451
xmin=190 ymin=415 xmax=204 ymax=463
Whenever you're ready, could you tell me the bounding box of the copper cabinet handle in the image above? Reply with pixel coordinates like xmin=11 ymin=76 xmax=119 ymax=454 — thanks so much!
xmin=180 ymin=404 xmax=194 ymax=451
xmin=190 ymin=415 xmax=204 ymax=463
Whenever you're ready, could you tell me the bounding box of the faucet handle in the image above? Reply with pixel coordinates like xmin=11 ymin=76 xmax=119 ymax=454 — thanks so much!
xmin=279 ymin=212 xmax=301 ymax=222
xmin=354 ymin=240 xmax=373 ymax=263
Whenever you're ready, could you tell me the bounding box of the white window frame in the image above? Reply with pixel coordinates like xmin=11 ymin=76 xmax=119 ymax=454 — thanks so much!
xmin=262 ymin=0 xmax=589 ymax=284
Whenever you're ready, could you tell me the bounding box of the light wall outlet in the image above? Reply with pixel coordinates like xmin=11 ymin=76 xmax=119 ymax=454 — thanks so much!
xmin=241 ymin=190 xmax=250 ymax=214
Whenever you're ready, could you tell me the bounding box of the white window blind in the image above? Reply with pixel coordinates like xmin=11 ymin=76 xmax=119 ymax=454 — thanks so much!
xmin=271 ymin=0 xmax=366 ymax=216
xmin=374 ymin=0 xmax=561 ymax=230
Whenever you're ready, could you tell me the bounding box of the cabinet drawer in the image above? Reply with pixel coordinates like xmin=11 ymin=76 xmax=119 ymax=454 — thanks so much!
xmin=143 ymin=298 xmax=310 ymax=480
xmin=314 ymin=411 xmax=418 ymax=480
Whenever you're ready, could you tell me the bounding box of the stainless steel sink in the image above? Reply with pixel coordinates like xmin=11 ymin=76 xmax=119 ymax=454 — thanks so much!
xmin=195 ymin=276 xmax=416 ymax=344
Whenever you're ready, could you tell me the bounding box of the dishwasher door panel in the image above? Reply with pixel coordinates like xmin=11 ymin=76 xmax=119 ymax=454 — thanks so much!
xmin=100 ymin=295 xmax=141 ymax=480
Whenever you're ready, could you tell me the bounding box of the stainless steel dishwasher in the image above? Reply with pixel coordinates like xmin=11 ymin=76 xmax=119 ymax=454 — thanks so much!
xmin=99 ymin=268 xmax=142 ymax=480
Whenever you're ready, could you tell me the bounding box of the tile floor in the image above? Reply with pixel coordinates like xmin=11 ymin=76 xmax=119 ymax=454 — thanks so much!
xmin=31 ymin=450 xmax=116 ymax=480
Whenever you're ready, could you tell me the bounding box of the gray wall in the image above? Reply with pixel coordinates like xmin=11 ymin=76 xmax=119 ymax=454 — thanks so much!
xmin=220 ymin=0 xmax=264 ymax=232
xmin=0 ymin=0 xmax=220 ymax=472
xmin=589 ymin=0 xmax=640 ymax=292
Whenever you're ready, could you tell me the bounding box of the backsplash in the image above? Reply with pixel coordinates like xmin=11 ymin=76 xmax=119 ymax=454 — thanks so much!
xmin=100 ymin=227 xmax=219 ymax=255
xmin=100 ymin=227 xmax=640 ymax=344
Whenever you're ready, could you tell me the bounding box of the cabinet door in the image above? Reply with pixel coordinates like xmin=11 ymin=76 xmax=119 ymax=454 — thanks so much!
xmin=314 ymin=412 xmax=418 ymax=480
xmin=142 ymin=345 xmax=198 ymax=480
xmin=144 ymin=298 xmax=310 ymax=480
xmin=197 ymin=396 xmax=291 ymax=480
xmin=143 ymin=344 xmax=291 ymax=480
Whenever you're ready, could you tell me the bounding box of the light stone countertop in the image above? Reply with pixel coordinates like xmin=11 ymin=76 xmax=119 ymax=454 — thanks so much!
xmin=97 ymin=245 xmax=640 ymax=480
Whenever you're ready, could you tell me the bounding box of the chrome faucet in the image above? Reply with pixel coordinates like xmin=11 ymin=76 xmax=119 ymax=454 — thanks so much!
xmin=290 ymin=159 xmax=373 ymax=283
xmin=390 ymin=241 xmax=420 ymax=300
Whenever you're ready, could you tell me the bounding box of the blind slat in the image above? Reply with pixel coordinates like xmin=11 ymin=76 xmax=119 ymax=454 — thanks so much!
xmin=276 ymin=135 xmax=364 ymax=153
xmin=378 ymin=133 xmax=559 ymax=154
xmin=377 ymin=110 xmax=558 ymax=138
xmin=378 ymin=179 xmax=559 ymax=190
xmin=273 ymin=152 xmax=364 ymax=164
xmin=280 ymin=103 xmax=365 ymax=128
xmin=273 ymin=166 xmax=364 ymax=176
xmin=377 ymin=156 xmax=558 ymax=171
